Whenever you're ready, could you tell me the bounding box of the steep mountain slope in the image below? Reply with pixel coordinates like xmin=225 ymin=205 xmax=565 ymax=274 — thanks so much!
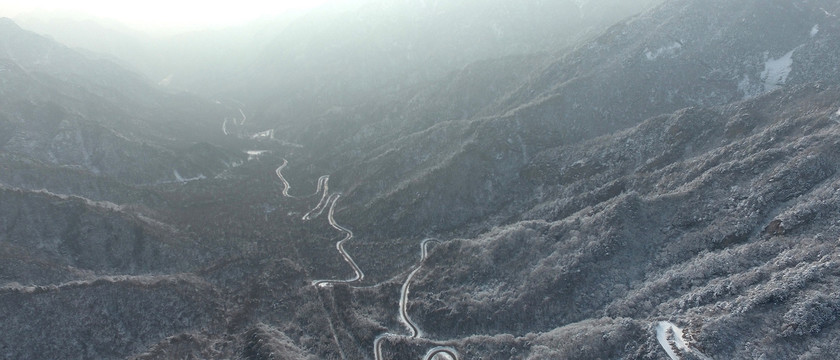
xmin=329 ymin=0 xmax=840 ymax=242
xmin=0 ymin=274 xmax=225 ymax=360
xmin=122 ymin=2 xmax=840 ymax=358
xmin=0 ymin=18 xmax=350 ymax=359
xmin=0 ymin=184 xmax=228 ymax=359
xmin=296 ymin=53 xmax=552 ymax=171
xmin=402 ymin=83 xmax=840 ymax=359
xmin=240 ymin=0 xmax=662 ymax=130
xmin=3 ymin=0 xmax=840 ymax=359
xmin=0 ymin=186 xmax=198 ymax=282
xmin=119 ymin=85 xmax=840 ymax=360
xmin=0 ymin=157 xmax=356 ymax=359
xmin=490 ymin=0 xmax=840 ymax=121
xmin=0 ymin=18 xmax=244 ymax=190
xmin=14 ymin=11 xmax=308 ymax=94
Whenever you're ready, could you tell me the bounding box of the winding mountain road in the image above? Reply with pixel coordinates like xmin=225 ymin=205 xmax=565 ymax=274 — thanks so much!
xmin=275 ymin=159 xmax=295 ymax=198
xmin=373 ymin=238 xmax=460 ymax=360
xmin=276 ymin=160 xmax=330 ymax=200
xmin=218 ymin=103 xmax=287 ymax=142
xmin=399 ymin=238 xmax=440 ymax=337
xmin=314 ymin=175 xmax=328 ymax=195
xmin=423 ymin=347 xmax=460 ymax=360
xmin=311 ymin=193 xmax=365 ymax=287
xmin=275 ymin=159 xmax=364 ymax=285
xmin=236 ymin=108 xmax=247 ymax=125
xmin=302 ymin=175 xmax=330 ymax=220
xmin=373 ymin=333 xmax=460 ymax=360
xmin=275 ymin=160 xmax=458 ymax=359
xmin=222 ymin=118 xmax=230 ymax=135
xmin=220 ymin=105 xmax=247 ymax=136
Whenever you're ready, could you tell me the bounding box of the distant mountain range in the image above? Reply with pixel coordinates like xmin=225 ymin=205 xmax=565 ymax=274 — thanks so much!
xmin=0 ymin=18 xmax=246 ymax=191
xmin=2 ymin=0 xmax=840 ymax=358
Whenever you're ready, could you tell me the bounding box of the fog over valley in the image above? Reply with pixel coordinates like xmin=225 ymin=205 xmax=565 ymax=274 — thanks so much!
xmin=2 ymin=0 xmax=840 ymax=359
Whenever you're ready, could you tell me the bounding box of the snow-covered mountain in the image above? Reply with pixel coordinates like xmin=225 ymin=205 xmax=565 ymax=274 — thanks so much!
xmin=2 ymin=0 xmax=840 ymax=358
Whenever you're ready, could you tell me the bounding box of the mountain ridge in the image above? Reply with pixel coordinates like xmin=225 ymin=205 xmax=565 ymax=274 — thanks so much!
xmin=2 ymin=1 xmax=840 ymax=359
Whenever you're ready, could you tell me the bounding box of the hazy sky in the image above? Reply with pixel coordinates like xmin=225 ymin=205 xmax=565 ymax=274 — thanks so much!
xmin=1 ymin=0 xmax=335 ymax=30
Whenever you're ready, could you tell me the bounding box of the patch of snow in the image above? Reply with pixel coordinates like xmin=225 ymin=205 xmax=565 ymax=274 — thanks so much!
xmin=836 ymin=108 xmax=840 ymax=116
xmin=275 ymin=139 xmax=305 ymax=148
xmin=811 ymin=24 xmax=820 ymax=37
xmin=761 ymin=49 xmax=795 ymax=92
xmin=251 ymin=129 xmax=274 ymax=140
xmin=246 ymin=150 xmax=269 ymax=161
xmin=173 ymin=170 xmax=205 ymax=183
xmin=645 ymin=42 xmax=682 ymax=60
xmin=655 ymin=321 xmax=712 ymax=360
xmin=26 ymin=188 xmax=123 ymax=211
xmin=656 ymin=322 xmax=682 ymax=360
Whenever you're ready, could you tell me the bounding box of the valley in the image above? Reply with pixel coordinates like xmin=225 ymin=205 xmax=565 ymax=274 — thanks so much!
xmin=2 ymin=0 xmax=840 ymax=359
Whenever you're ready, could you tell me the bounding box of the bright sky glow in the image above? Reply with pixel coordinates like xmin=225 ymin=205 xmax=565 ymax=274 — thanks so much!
xmin=0 ymin=0 xmax=333 ymax=30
